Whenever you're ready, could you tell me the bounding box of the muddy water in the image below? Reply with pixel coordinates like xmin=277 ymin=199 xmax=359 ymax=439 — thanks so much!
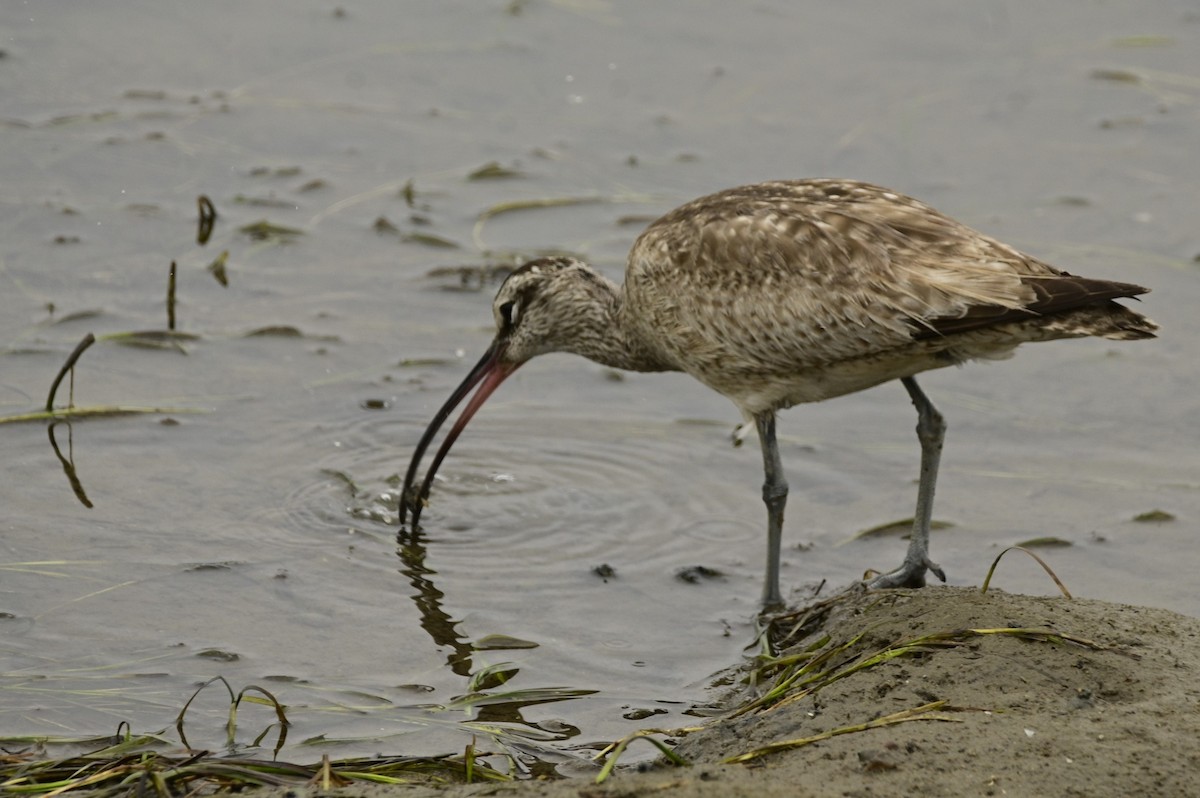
xmin=2 ymin=1 xmax=1198 ymax=765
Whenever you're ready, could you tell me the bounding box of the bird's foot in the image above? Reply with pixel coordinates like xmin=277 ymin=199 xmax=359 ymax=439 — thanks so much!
xmin=759 ymin=594 xmax=786 ymax=614
xmin=867 ymin=557 xmax=946 ymax=590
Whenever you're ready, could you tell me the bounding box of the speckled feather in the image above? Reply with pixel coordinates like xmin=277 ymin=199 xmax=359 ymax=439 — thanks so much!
xmin=491 ymin=179 xmax=1156 ymax=417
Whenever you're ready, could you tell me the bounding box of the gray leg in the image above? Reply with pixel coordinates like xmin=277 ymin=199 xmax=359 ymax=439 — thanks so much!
xmin=755 ymin=411 xmax=787 ymax=607
xmin=869 ymin=377 xmax=948 ymax=589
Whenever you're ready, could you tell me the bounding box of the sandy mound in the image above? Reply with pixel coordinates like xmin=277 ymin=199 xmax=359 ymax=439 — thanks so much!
xmin=668 ymin=586 xmax=1200 ymax=797
xmin=248 ymin=586 xmax=1200 ymax=798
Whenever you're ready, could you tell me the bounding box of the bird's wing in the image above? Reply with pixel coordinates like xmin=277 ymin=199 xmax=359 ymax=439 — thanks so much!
xmin=627 ymin=180 xmax=1142 ymax=371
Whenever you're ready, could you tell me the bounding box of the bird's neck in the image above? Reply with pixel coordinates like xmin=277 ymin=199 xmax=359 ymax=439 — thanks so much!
xmin=560 ymin=273 xmax=678 ymax=374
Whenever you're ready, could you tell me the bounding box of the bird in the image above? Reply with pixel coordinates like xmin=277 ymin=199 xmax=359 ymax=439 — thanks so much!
xmin=399 ymin=179 xmax=1157 ymax=607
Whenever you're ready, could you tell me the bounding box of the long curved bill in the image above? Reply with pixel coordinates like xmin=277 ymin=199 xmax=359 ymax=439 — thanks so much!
xmin=399 ymin=339 xmax=521 ymax=527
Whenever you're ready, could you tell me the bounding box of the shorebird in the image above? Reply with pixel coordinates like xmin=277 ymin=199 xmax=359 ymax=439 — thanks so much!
xmin=399 ymin=179 xmax=1156 ymax=606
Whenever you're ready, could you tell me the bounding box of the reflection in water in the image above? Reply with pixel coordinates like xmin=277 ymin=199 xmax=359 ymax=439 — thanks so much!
xmin=474 ymin=698 xmax=583 ymax=731
xmin=47 ymin=422 xmax=93 ymax=509
xmin=393 ymin=523 xmax=595 ymax=760
xmin=395 ymin=527 xmax=475 ymax=677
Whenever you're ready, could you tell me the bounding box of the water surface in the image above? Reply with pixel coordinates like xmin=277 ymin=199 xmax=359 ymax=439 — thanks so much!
xmin=2 ymin=0 xmax=1197 ymax=765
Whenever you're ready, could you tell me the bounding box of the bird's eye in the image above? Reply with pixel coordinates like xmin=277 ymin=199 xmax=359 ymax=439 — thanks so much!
xmin=499 ymin=300 xmax=518 ymax=328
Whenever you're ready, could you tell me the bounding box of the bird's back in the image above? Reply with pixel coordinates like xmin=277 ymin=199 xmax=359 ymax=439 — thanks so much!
xmin=621 ymin=180 xmax=1155 ymax=413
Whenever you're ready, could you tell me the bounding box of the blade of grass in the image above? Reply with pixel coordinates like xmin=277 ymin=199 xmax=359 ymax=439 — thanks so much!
xmin=176 ymin=676 xmax=236 ymax=751
xmin=725 ymin=701 xmax=957 ymax=764
xmin=45 ymin=334 xmax=95 ymax=412
xmin=594 ymin=730 xmax=690 ymax=784
xmin=166 ymin=261 xmax=177 ymax=331
xmin=981 ymin=546 xmax=1072 ymax=598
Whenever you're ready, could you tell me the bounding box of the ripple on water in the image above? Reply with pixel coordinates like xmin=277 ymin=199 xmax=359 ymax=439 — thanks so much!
xmin=363 ymin=411 xmax=753 ymax=562
xmin=268 ymin=404 xmax=760 ymax=763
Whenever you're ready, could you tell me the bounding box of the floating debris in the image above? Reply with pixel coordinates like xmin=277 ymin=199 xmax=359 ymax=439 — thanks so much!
xmin=106 ymin=329 xmax=200 ymax=350
xmin=676 ymin=565 xmax=725 ymax=584
xmin=238 ymin=219 xmax=304 ymax=241
xmin=233 ymin=194 xmax=298 ymax=208
xmin=399 ymin=356 xmax=454 ymax=367
xmin=1012 ymin=536 xmax=1073 ymax=549
xmin=617 ymin=213 xmax=658 ymax=226
xmin=249 ymin=165 xmax=303 ymax=177
xmin=623 ymin=707 xmax=668 ymax=721
xmin=51 ymin=309 xmax=104 ymax=324
xmin=474 ymin=634 xmax=539 ymax=651
xmin=243 ymin=325 xmax=303 ymax=338
xmin=424 ymin=263 xmax=516 ymax=291
xmin=593 ymin=563 xmax=617 ymax=581
xmin=846 ymin=517 xmax=953 ymax=542
xmin=401 ymin=231 xmax=460 ymax=249
xmin=124 ymin=88 xmax=167 ymax=100
xmin=373 ymin=215 xmax=400 ymax=234
xmin=1091 ymin=68 xmax=1142 ymax=84
xmin=207 ymin=250 xmax=229 ymax=286
xmin=468 ymin=161 xmax=524 ymax=180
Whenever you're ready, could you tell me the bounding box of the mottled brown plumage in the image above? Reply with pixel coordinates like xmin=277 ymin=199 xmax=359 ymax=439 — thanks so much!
xmin=401 ymin=179 xmax=1156 ymax=606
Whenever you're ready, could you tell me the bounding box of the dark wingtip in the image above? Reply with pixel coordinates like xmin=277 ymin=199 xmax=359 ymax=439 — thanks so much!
xmin=917 ymin=274 xmax=1156 ymax=339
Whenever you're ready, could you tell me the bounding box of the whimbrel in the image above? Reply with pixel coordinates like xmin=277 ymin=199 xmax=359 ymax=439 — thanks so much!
xmin=400 ymin=179 xmax=1157 ymax=607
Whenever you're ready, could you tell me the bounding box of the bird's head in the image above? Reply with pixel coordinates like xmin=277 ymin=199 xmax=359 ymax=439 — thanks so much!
xmin=399 ymin=256 xmax=599 ymax=526
xmin=489 ymin=256 xmax=605 ymax=364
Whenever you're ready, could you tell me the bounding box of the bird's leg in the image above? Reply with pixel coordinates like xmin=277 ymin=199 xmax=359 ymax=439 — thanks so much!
xmin=869 ymin=377 xmax=948 ymax=589
xmin=755 ymin=411 xmax=787 ymax=608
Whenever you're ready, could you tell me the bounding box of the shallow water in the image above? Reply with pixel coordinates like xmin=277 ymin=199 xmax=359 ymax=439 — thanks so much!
xmin=2 ymin=0 xmax=1198 ymax=766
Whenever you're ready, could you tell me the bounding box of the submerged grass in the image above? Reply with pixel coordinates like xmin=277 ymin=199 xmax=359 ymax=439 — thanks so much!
xmin=0 ymin=646 xmax=602 ymax=793
xmin=0 ymin=676 xmax=518 ymax=796
xmin=0 ymin=745 xmax=509 ymax=796
xmin=0 ymin=672 xmax=613 ymax=793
